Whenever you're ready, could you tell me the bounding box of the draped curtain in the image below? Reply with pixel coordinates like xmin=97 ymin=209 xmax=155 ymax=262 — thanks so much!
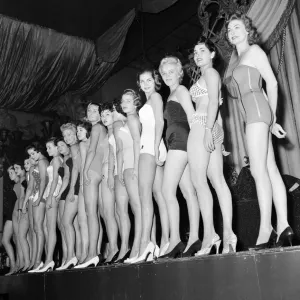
xmin=0 ymin=9 xmax=135 ymax=113
xmin=223 ymin=0 xmax=299 ymax=177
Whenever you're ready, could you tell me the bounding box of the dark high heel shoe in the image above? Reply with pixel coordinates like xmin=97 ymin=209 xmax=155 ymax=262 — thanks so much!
xmin=250 ymin=229 xmax=277 ymax=251
xmin=115 ymin=250 xmax=131 ymax=264
xmin=103 ymin=251 xmax=120 ymax=266
xmin=276 ymin=226 xmax=294 ymax=247
xmin=96 ymin=253 xmax=105 ymax=266
xmin=158 ymin=242 xmax=185 ymax=259
xmin=181 ymin=240 xmax=202 ymax=258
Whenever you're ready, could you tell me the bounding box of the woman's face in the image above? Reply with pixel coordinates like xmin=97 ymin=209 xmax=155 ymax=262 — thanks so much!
xmin=46 ymin=142 xmax=58 ymax=157
xmin=57 ymin=141 xmax=70 ymax=156
xmin=77 ymin=126 xmax=88 ymax=141
xmin=101 ymin=110 xmax=114 ymax=127
xmin=62 ymin=129 xmax=77 ymax=145
xmin=139 ymin=72 xmax=155 ymax=94
xmin=160 ymin=63 xmax=180 ymax=87
xmin=14 ymin=164 xmax=24 ymax=176
xmin=227 ymin=19 xmax=248 ymax=45
xmin=193 ymin=43 xmax=214 ymax=67
xmin=87 ymin=104 xmax=100 ymax=123
xmin=27 ymin=148 xmax=40 ymax=161
xmin=8 ymin=168 xmax=17 ymax=181
xmin=121 ymin=94 xmax=136 ymax=114
xmin=24 ymin=159 xmax=31 ymax=172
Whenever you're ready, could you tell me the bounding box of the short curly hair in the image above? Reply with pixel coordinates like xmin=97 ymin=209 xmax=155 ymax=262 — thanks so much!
xmin=159 ymin=56 xmax=184 ymax=84
xmin=121 ymin=89 xmax=142 ymax=110
xmin=77 ymin=120 xmax=92 ymax=139
xmin=137 ymin=68 xmax=162 ymax=91
xmin=226 ymin=12 xmax=260 ymax=45
xmin=26 ymin=141 xmax=45 ymax=155
xmin=60 ymin=123 xmax=77 ymax=135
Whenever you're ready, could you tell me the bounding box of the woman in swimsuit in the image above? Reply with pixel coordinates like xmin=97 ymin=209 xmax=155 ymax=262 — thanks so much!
xmin=26 ymin=142 xmax=49 ymax=272
xmin=100 ymin=105 xmax=120 ymax=264
xmin=36 ymin=138 xmax=63 ymax=272
xmin=158 ymin=56 xmax=200 ymax=259
xmin=14 ymin=161 xmax=31 ymax=271
xmin=227 ymin=13 xmax=292 ymax=248
xmin=116 ymin=90 xmax=142 ymax=263
xmin=188 ymin=38 xmax=236 ymax=255
xmin=136 ymin=68 xmax=169 ymax=260
xmin=60 ymin=123 xmax=86 ymax=270
xmin=76 ymin=103 xmax=107 ymax=268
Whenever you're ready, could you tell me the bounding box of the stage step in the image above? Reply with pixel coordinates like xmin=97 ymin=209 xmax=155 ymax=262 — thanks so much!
xmin=1 ymin=246 xmax=300 ymax=300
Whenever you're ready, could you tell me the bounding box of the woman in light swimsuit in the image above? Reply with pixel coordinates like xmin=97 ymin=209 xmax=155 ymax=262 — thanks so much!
xmin=26 ymin=142 xmax=49 ymax=272
xmin=136 ymin=68 xmax=169 ymax=261
xmin=227 ymin=13 xmax=292 ymax=249
xmin=116 ymin=90 xmax=142 ymax=263
xmin=159 ymin=56 xmax=200 ymax=259
xmin=100 ymin=104 xmax=120 ymax=264
xmin=188 ymin=38 xmax=236 ymax=256
xmin=60 ymin=123 xmax=86 ymax=270
xmin=35 ymin=138 xmax=63 ymax=272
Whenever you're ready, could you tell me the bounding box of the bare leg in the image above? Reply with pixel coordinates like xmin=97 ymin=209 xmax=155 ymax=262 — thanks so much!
xmin=28 ymin=200 xmax=37 ymax=268
xmin=246 ymin=123 xmax=272 ymax=244
xmin=2 ymin=221 xmax=15 ymax=274
xmin=77 ymin=189 xmax=88 ymax=262
xmin=13 ymin=205 xmax=24 ymax=270
xmin=58 ymin=199 xmax=67 ymax=264
xmin=123 ymin=169 xmax=142 ymax=258
xmin=18 ymin=212 xmax=30 ymax=269
xmin=73 ymin=216 xmax=81 ymax=259
xmin=97 ymin=183 xmax=104 ymax=255
xmin=115 ymin=175 xmax=130 ymax=260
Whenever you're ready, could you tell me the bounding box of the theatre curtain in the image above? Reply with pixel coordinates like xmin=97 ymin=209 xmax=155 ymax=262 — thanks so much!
xmin=0 ymin=9 xmax=135 ymax=113
xmin=223 ymin=0 xmax=300 ymax=177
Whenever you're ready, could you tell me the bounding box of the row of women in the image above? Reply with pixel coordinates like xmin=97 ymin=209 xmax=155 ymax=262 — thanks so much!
xmin=2 ymin=13 xmax=294 ymax=275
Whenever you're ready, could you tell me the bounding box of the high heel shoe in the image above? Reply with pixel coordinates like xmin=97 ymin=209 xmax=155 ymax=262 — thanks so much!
xmin=276 ymin=226 xmax=294 ymax=247
xmin=158 ymin=241 xmax=185 ymax=259
xmin=250 ymin=229 xmax=277 ymax=251
xmin=181 ymin=240 xmax=202 ymax=258
xmin=28 ymin=262 xmax=44 ymax=273
xmin=36 ymin=261 xmax=55 ymax=273
xmin=159 ymin=242 xmax=170 ymax=257
xmin=124 ymin=253 xmax=139 ymax=264
xmin=96 ymin=253 xmax=106 ymax=266
xmin=153 ymin=245 xmax=160 ymax=260
xmin=56 ymin=257 xmax=78 ymax=271
xmin=134 ymin=242 xmax=155 ymax=263
xmin=222 ymin=234 xmax=238 ymax=254
xmin=103 ymin=251 xmax=120 ymax=265
xmin=74 ymin=256 xmax=99 ymax=269
xmin=195 ymin=234 xmax=221 ymax=256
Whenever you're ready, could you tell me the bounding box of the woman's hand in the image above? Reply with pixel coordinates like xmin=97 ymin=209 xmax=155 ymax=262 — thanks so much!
xmin=107 ymin=174 xmax=114 ymax=191
xmin=155 ymin=147 xmax=164 ymax=166
xmin=55 ymin=194 xmax=61 ymax=202
xmin=271 ymin=123 xmax=287 ymax=139
xmin=83 ymin=171 xmax=91 ymax=186
xmin=131 ymin=167 xmax=138 ymax=180
xmin=46 ymin=196 xmax=53 ymax=210
xmin=119 ymin=172 xmax=125 ymax=186
xmin=33 ymin=198 xmax=40 ymax=207
xmin=204 ymin=129 xmax=215 ymax=153
xmin=66 ymin=190 xmax=75 ymax=202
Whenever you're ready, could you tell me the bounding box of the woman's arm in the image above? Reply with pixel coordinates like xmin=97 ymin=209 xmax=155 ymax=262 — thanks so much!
xmin=176 ymin=85 xmax=195 ymax=122
xmin=115 ymin=129 xmax=124 ymax=184
xmin=127 ymin=116 xmax=141 ymax=177
xmin=79 ymin=141 xmax=88 ymax=174
xmin=46 ymin=157 xmax=61 ymax=208
xmin=150 ymin=93 xmax=164 ymax=163
xmin=107 ymin=143 xmax=115 ymax=190
xmin=22 ymin=168 xmax=34 ymax=212
xmin=57 ymin=159 xmax=70 ymax=200
xmin=67 ymin=148 xmax=81 ymax=202
xmin=35 ymin=160 xmax=48 ymax=206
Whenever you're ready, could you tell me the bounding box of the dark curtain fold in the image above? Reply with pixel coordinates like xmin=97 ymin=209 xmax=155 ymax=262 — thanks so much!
xmin=0 ymin=10 xmax=135 ymax=112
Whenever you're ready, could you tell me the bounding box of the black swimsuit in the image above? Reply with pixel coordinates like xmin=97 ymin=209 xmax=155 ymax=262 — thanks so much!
xmin=163 ymin=100 xmax=190 ymax=152
xmin=66 ymin=157 xmax=80 ymax=196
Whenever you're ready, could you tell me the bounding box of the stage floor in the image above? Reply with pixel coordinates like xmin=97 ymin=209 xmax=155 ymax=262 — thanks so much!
xmin=1 ymin=246 xmax=300 ymax=300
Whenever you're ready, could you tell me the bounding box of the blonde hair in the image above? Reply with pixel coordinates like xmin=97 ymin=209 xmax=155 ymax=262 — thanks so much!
xmin=159 ymin=56 xmax=184 ymax=83
xmin=60 ymin=123 xmax=77 ymax=134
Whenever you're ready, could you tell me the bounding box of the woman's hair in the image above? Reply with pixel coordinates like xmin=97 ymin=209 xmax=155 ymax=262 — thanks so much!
xmin=113 ymin=97 xmax=126 ymax=116
xmin=136 ymin=68 xmax=162 ymax=91
xmin=25 ymin=141 xmax=45 ymax=154
xmin=159 ymin=56 xmax=184 ymax=83
xmin=46 ymin=137 xmax=60 ymax=146
xmin=13 ymin=160 xmax=25 ymax=170
xmin=7 ymin=165 xmax=14 ymax=173
xmin=77 ymin=120 xmax=92 ymax=138
xmin=60 ymin=123 xmax=77 ymax=135
xmin=195 ymin=36 xmax=217 ymax=58
xmin=226 ymin=12 xmax=260 ymax=45
xmin=100 ymin=102 xmax=114 ymax=113
xmin=56 ymin=136 xmax=69 ymax=146
xmin=121 ymin=89 xmax=142 ymax=110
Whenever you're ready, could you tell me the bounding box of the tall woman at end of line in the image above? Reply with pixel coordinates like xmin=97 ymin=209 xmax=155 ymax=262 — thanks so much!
xmin=226 ymin=12 xmax=292 ymax=249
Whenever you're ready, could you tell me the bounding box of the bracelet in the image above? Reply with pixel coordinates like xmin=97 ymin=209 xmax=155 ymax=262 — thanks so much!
xmin=205 ymin=126 xmax=212 ymax=130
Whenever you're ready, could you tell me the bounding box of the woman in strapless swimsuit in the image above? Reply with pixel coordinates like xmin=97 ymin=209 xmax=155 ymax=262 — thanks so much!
xmin=188 ymin=38 xmax=236 ymax=256
xmin=116 ymin=90 xmax=142 ymax=263
xmin=36 ymin=137 xmax=63 ymax=272
xmin=60 ymin=123 xmax=86 ymax=269
xmin=136 ymin=68 xmax=169 ymax=260
xmin=26 ymin=142 xmax=49 ymax=272
xmin=158 ymin=56 xmax=200 ymax=259
xmin=227 ymin=13 xmax=292 ymax=248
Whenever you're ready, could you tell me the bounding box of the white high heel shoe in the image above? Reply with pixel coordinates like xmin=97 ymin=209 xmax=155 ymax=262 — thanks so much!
xmin=36 ymin=261 xmax=55 ymax=273
xmin=222 ymin=234 xmax=237 ymax=254
xmin=134 ymin=242 xmax=155 ymax=263
xmin=195 ymin=234 xmax=221 ymax=256
xmin=159 ymin=242 xmax=170 ymax=257
xmin=56 ymin=257 xmax=78 ymax=271
xmin=28 ymin=262 xmax=44 ymax=273
xmin=124 ymin=254 xmax=139 ymax=264
xmin=74 ymin=256 xmax=99 ymax=269
xmin=153 ymin=245 xmax=160 ymax=260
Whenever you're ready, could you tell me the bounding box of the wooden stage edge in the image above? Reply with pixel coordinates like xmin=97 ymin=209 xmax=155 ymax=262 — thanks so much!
xmin=1 ymin=246 xmax=300 ymax=300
